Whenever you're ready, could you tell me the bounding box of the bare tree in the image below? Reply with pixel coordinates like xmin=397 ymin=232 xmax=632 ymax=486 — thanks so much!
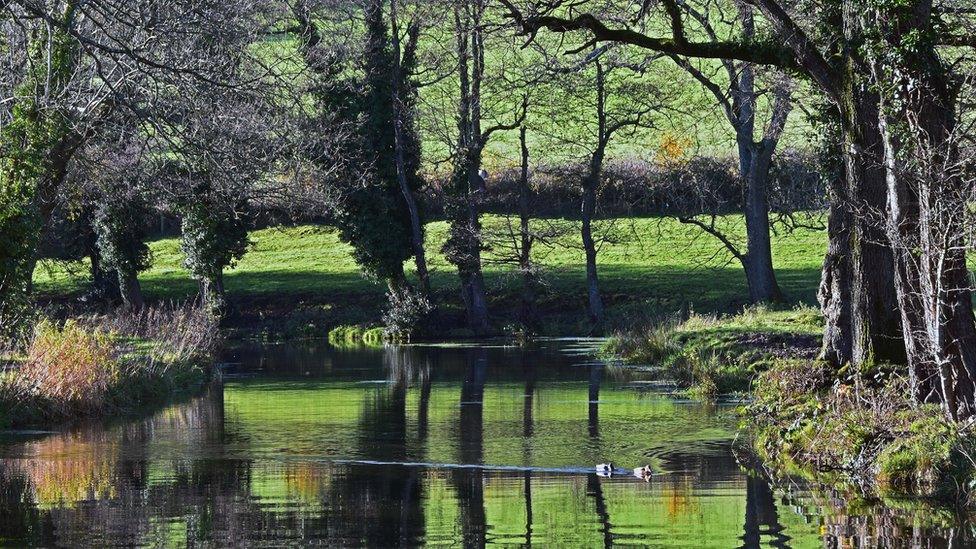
xmin=441 ymin=0 xmax=525 ymax=335
xmin=499 ymin=0 xmax=976 ymax=417
xmin=537 ymin=45 xmax=666 ymax=329
xmin=665 ymin=4 xmax=792 ymax=303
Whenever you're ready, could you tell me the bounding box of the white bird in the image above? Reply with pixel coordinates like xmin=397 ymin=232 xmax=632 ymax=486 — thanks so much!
xmin=595 ymin=462 xmax=614 ymax=474
xmin=633 ymin=465 xmax=652 ymax=479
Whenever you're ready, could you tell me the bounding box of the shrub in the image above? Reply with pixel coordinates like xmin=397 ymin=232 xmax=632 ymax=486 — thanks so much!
xmin=382 ymin=287 xmax=433 ymax=341
xmin=362 ymin=327 xmax=386 ymax=347
xmin=19 ymin=320 xmax=119 ymax=413
xmin=328 ymin=325 xmax=365 ymax=346
xmin=0 ymin=306 xmax=218 ymax=427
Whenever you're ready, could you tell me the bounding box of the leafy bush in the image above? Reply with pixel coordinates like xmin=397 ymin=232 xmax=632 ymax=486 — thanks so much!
xmin=328 ymin=325 xmax=365 ymax=346
xmin=362 ymin=327 xmax=386 ymax=347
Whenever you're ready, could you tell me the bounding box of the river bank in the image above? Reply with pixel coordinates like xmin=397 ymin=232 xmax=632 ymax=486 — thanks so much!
xmin=0 ymin=307 xmax=219 ymax=430
xmin=605 ymin=305 xmax=976 ymax=505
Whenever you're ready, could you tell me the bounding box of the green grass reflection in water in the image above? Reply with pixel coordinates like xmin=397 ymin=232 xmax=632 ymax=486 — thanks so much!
xmin=0 ymin=341 xmax=960 ymax=547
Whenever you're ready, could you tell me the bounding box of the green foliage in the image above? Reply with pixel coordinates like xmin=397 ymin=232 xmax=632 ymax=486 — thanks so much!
xmin=310 ymin=0 xmax=423 ymax=284
xmin=0 ymin=8 xmax=80 ymax=336
xmin=442 ymin=151 xmax=482 ymax=277
xmin=179 ymin=184 xmax=250 ymax=313
xmin=327 ymin=324 xmax=363 ymax=346
xmin=876 ymin=411 xmax=973 ymax=497
xmin=750 ymin=357 xmax=976 ymax=500
xmin=361 ymin=327 xmax=386 ymax=346
xmin=93 ymin=192 xmax=152 ymax=290
xmin=327 ymin=324 xmax=391 ymax=347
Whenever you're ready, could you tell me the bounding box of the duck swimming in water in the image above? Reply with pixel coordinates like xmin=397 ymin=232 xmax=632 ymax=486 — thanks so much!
xmin=633 ymin=465 xmax=652 ymax=480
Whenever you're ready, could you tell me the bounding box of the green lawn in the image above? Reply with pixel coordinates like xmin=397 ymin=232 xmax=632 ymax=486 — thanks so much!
xmin=34 ymin=215 xmax=826 ymax=334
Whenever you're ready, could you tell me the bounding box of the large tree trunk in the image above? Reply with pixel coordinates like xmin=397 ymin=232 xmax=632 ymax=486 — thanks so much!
xmin=819 ymin=11 xmax=905 ymax=366
xmin=821 ymin=100 xmax=904 ymax=366
xmin=393 ymin=119 xmax=430 ymax=297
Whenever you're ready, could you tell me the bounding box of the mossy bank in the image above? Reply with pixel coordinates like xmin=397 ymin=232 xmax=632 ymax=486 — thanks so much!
xmin=607 ymin=305 xmax=976 ymax=504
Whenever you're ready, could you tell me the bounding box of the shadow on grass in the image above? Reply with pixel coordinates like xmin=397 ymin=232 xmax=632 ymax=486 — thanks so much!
xmin=38 ymin=266 xmax=823 ymax=336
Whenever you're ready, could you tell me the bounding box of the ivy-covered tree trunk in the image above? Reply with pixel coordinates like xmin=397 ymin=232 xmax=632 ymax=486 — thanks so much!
xmin=389 ymin=0 xmax=430 ymax=297
xmin=180 ymin=185 xmax=250 ymax=318
xmin=93 ymin=188 xmax=152 ymax=310
xmin=0 ymin=2 xmax=82 ymax=332
xmin=199 ymin=272 xmax=226 ymax=316
xmin=88 ymin=243 xmax=120 ymax=302
xmin=296 ymin=0 xmax=427 ymax=330
xmin=445 ymin=0 xmax=490 ymax=335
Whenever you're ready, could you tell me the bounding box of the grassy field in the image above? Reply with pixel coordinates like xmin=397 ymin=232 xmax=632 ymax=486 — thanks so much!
xmin=34 ymin=215 xmax=826 ymax=335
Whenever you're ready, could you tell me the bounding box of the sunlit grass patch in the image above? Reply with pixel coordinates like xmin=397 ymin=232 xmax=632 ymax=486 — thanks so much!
xmin=33 ymin=215 xmax=827 ymax=336
xmin=604 ymin=305 xmax=823 ymax=397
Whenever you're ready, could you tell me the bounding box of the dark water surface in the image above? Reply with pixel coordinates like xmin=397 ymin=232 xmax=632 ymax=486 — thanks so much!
xmin=0 ymin=340 xmax=968 ymax=547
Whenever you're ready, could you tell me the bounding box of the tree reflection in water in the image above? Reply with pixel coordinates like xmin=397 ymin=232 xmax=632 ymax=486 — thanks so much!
xmin=0 ymin=341 xmax=971 ymax=547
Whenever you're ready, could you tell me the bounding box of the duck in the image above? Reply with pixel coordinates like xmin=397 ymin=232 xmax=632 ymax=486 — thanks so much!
xmin=595 ymin=462 xmax=615 ymax=474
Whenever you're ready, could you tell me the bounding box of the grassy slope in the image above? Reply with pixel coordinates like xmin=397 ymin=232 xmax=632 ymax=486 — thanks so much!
xmin=34 ymin=215 xmax=826 ymax=333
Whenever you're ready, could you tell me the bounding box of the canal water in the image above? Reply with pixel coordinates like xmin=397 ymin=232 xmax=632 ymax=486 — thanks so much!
xmin=0 ymin=340 xmax=966 ymax=547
